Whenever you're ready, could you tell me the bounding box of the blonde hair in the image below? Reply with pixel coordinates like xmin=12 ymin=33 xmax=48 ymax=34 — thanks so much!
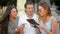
xmin=37 ymin=2 xmax=52 ymax=21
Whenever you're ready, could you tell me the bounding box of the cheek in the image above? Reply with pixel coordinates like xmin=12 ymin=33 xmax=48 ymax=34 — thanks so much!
xmin=13 ymin=13 xmax=17 ymax=16
xmin=31 ymin=8 xmax=34 ymax=11
xmin=42 ymin=9 xmax=46 ymax=15
xmin=38 ymin=11 xmax=41 ymax=15
xmin=43 ymin=10 xmax=47 ymax=15
xmin=39 ymin=10 xmax=45 ymax=16
xmin=11 ymin=12 xmax=17 ymax=17
xmin=40 ymin=10 xmax=43 ymax=15
xmin=26 ymin=10 xmax=33 ymax=13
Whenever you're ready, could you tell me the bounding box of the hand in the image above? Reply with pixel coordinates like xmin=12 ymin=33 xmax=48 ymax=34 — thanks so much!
xmin=17 ymin=24 xmax=25 ymax=30
xmin=35 ymin=28 xmax=41 ymax=34
xmin=18 ymin=24 xmax=25 ymax=34
xmin=13 ymin=28 xmax=19 ymax=34
xmin=36 ymin=23 xmax=45 ymax=29
xmin=30 ymin=23 xmax=39 ymax=28
xmin=30 ymin=23 xmax=34 ymax=27
xmin=13 ymin=24 xmax=25 ymax=34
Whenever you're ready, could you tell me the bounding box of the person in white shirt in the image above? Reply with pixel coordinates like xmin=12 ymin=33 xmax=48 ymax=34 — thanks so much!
xmin=18 ymin=2 xmax=38 ymax=34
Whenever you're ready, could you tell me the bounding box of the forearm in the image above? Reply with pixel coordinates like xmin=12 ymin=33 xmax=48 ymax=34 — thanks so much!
xmin=19 ymin=29 xmax=23 ymax=34
xmin=18 ymin=25 xmax=24 ymax=34
xmin=35 ymin=28 xmax=41 ymax=34
xmin=43 ymin=28 xmax=52 ymax=34
xmin=43 ymin=27 xmax=55 ymax=34
xmin=36 ymin=30 xmax=41 ymax=34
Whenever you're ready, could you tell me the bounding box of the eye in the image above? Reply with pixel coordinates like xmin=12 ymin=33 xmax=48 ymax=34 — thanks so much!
xmin=13 ymin=11 xmax=16 ymax=13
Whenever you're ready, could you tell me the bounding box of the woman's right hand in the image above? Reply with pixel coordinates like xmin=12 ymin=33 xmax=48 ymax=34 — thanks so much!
xmin=13 ymin=24 xmax=25 ymax=34
xmin=36 ymin=23 xmax=45 ymax=30
xmin=17 ymin=24 xmax=25 ymax=30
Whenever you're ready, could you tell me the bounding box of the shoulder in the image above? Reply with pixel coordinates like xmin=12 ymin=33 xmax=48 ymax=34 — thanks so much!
xmin=33 ymin=14 xmax=37 ymax=18
xmin=20 ymin=14 xmax=26 ymax=18
xmin=34 ymin=14 xmax=37 ymax=16
xmin=33 ymin=14 xmax=38 ymax=22
xmin=52 ymin=16 xmax=57 ymax=22
xmin=52 ymin=16 xmax=57 ymax=25
xmin=16 ymin=16 xmax=19 ymax=18
xmin=18 ymin=14 xmax=26 ymax=21
xmin=16 ymin=16 xmax=20 ymax=20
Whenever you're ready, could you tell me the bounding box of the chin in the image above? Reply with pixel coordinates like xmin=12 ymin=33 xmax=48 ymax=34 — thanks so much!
xmin=29 ymin=13 xmax=33 ymax=15
xmin=14 ymin=16 xmax=17 ymax=18
xmin=40 ymin=15 xmax=43 ymax=17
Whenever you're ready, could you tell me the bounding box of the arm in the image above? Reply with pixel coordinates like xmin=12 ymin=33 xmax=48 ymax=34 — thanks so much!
xmin=14 ymin=17 xmax=25 ymax=34
xmin=35 ymin=28 xmax=41 ymax=34
xmin=19 ymin=24 xmax=25 ymax=34
xmin=14 ymin=24 xmax=25 ymax=34
xmin=39 ymin=18 xmax=57 ymax=34
xmin=47 ymin=18 xmax=57 ymax=34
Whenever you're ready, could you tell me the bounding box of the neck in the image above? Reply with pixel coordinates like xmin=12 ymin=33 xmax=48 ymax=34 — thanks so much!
xmin=43 ymin=15 xmax=49 ymax=20
xmin=43 ymin=15 xmax=51 ymax=23
xmin=9 ymin=16 xmax=16 ymax=23
xmin=26 ymin=13 xmax=33 ymax=19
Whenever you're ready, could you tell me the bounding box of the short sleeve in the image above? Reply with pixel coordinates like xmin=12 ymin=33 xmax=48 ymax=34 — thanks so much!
xmin=34 ymin=14 xmax=38 ymax=23
xmin=18 ymin=17 xmax=24 ymax=26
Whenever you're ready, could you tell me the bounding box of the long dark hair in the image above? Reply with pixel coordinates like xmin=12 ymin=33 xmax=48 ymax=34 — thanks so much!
xmin=0 ymin=6 xmax=18 ymax=23
xmin=0 ymin=6 xmax=18 ymax=34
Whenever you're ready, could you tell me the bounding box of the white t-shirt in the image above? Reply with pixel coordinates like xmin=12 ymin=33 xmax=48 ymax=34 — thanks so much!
xmin=18 ymin=13 xmax=38 ymax=34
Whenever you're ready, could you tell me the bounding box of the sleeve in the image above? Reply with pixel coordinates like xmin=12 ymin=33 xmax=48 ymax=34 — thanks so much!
xmin=35 ymin=17 xmax=38 ymax=23
xmin=18 ymin=17 xmax=24 ymax=26
xmin=34 ymin=15 xmax=38 ymax=23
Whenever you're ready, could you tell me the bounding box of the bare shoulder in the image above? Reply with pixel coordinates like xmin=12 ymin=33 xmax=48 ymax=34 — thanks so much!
xmin=52 ymin=17 xmax=57 ymax=23
xmin=52 ymin=17 xmax=57 ymax=24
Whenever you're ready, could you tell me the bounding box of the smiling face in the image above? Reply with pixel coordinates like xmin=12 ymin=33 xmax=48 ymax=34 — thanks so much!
xmin=37 ymin=2 xmax=52 ymax=21
xmin=26 ymin=4 xmax=34 ymax=15
xmin=9 ymin=8 xmax=17 ymax=18
xmin=38 ymin=6 xmax=47 ymax=17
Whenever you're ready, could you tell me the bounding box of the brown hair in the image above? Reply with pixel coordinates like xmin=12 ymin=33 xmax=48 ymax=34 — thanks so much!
xmin=37 ymin=2 xmax=52 ymax=21
xmin=24 ymin=2 xmax=33 ymax=9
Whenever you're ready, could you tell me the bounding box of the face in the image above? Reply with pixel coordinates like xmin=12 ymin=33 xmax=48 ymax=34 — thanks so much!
xmin=38 ymin=6 xmax=47 ymax=17
xmin=9 ymin=8 xmax=17 ymax=17
xmin=26 ymin=4 xmax=34 ymax=15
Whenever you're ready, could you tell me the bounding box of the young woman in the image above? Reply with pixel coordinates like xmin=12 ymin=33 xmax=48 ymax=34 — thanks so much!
xmin=36 ymin=2 xmax=57 ymax=34
xmin=0 ymin=6 xmax=24 ymax=34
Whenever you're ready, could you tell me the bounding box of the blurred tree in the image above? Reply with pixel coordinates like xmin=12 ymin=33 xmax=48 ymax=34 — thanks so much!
xmin=26 ymin=0 xmax=40 ymax=3
xmin=50 ymin=0 xmax=55 ymax=5
xmin=50 ymin=0 xmax=60 ymax=6
xmin=55 ymin=0 xmax=60 ymax=6
xmin=0 ymin=0 xmax=8 ymax=6
xmin=55 ymin=0 xmax=60 ymax=10
xmin=32 ymin=0 xmax=40 ymax=3
xmin=0 ymin=0 xmax=17 ymax=7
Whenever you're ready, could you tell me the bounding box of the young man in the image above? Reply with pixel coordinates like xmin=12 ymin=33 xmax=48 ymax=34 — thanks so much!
xmin=18 ymin=2 xmax=38 ymax=34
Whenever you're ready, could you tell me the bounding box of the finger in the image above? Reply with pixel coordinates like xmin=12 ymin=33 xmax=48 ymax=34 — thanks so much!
xmin=30 ymin=24 xmax=34 ymax=27
xmin=21 ymin=24 xmax=25 ymax=27
xmin=17 ymin=24 xmax=25 ymax=30
xmin=13 ymin=28 xmax=18 ymax=33
xmin=37 ymin=23 xmax=40 ymax=24
xmin=36 ymin=25 xmax=40 ymax=28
